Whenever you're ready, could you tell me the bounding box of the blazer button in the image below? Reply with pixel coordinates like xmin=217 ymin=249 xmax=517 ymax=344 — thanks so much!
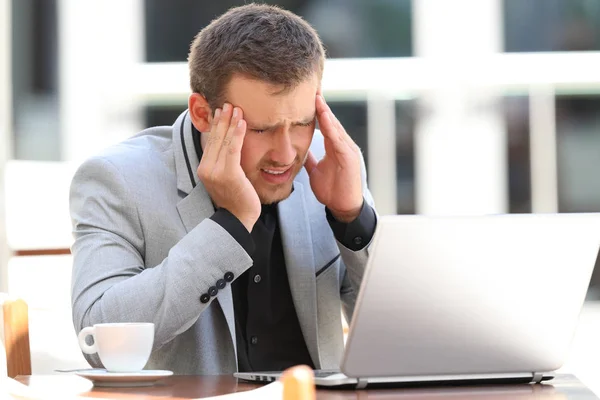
xmin=224 ymin=272 xmax=234 ymax=282
xmin=208 ymin=286 xmax=218 ymax=297
xmin=353 ymin=236 xmax=363 ymax=246
xmin=216 ymin=279 xmax=226 ymax=289
xmin=200 ymin=293 xmax=210 ymax=304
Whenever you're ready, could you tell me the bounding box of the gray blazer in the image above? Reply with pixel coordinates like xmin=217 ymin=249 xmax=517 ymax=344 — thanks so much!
xmin=69 ymin=110 xmax=376 ymax=374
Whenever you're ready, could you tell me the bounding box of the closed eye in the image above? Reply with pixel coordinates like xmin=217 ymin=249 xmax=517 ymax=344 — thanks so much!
xmin=249 ymin=120 xmax=313 ymax=133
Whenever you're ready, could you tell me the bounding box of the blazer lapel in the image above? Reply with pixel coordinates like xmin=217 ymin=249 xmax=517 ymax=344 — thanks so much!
xmin=278 ymin=182 xmax=321 ymax=368
xmin=173 ymin=110 xmax=200 ymax=194
xmin=173 ymin=110 xmax=238 ymax=361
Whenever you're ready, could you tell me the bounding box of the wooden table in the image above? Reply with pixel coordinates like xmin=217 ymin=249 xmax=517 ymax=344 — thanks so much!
xmin=15 ymin=374 xmax=599 ymax=400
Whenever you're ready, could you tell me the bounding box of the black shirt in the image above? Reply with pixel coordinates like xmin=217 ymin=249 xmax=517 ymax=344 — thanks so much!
xmin=192 ymin=124 xmax=377 ymax=371
xmin=233 ymin=204 xmax=314 ymax=371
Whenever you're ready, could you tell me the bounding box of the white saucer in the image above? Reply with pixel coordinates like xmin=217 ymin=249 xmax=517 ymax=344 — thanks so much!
xmin=74 ymin=369 xmax=173 ymax=387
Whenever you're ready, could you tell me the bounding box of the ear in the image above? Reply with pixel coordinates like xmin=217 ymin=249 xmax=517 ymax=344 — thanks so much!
xmin=188 ymin=93 xmax=213 ymax=132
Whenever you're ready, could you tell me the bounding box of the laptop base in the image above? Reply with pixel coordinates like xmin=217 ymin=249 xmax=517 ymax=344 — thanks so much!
xmin=234 ymin=370 xmax=554 ymax=390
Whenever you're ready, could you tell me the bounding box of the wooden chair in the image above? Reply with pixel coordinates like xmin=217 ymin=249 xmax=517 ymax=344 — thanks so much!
xmin=0 ymin=296 xmax=32 ymax=378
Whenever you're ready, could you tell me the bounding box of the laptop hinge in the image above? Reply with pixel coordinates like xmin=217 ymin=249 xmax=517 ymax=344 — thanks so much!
xmin=531 ymin=372 xmax=544 ymax=383
xmin=356 ymin=378 xmax=369 ymax=389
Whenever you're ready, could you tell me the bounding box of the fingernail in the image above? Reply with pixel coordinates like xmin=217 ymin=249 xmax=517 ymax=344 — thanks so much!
xmin=214 ymin=108 xmax=221 ymax=120
xmin=237 ymin=119 xmax=244 ymax=128
xmin=223 ymin=103 xmax=231 ymax=113
xmin=233 ymin=107 xmax=238 ymax=118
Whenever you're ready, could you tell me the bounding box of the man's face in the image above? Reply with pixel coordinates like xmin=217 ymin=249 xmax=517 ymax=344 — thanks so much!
xmin=224 ymin=73 xmax=318 ymax=204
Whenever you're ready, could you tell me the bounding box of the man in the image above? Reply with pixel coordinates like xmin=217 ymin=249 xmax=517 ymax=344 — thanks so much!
xmin=70 ymin=3 xmax=377 ymax=375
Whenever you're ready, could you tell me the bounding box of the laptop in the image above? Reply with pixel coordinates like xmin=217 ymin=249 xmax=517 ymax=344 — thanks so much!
xmin=235 ymin=213 xmax=600 ymax=389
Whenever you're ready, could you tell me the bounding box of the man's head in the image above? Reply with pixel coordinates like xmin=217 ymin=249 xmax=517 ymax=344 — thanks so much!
xmin=187 ymin=3 xmax=325 ymax=204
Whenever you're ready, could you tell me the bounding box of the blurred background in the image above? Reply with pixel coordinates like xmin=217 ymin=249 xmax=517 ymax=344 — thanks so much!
xmin=0 ymin=0 xmax=599 ymax=391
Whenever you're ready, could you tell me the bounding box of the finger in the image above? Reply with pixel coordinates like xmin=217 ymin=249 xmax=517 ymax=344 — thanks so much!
xmin=316 ymin=95 xmax=343 ymax=139
xmin=317 ymin=95 xmax=346 ymax=136
xmin=212 ymin=107 xmax=221 ymax=128
xmin=201 ymin=107 xmax=221 ymax=151
xmin=200 ymin=107 xmax=223 ymax=168
xmin=225 ymin=118 xmax=247 ymax=168
xmin=303 ymin=150 xmax=318 ymax=174
xmin=318 ymin=113 xmax=357 ymax=170
xmin=316 ymin=94 xmax=329 ymax=115
xmin=317 ymin=110 xmax=345 ymax=149
xmin=203 ymin=103 xmax=232 ymax=166
xmin=222 ymin=106 xmax=242 ymax=150
xmin=216 ymin=102 xmax=234 ymax=142
xmin=316 ymin=95 xmax=357 ymax=152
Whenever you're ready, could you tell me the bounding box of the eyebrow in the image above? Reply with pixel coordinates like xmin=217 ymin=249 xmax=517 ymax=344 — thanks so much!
xmin=247 ymin=114 xmax=316 ymax=131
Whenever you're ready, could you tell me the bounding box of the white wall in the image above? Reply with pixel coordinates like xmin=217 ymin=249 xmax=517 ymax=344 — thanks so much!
xmin=3 ymin=159 xmax=87 ymax=373
xmin=2 ymin=160 xmax=87 ymax=373
xmin=1 ymin=0 xmax=13 ymax=292
xmin=58 ymin=0 xmax=145 ymax=163
xmin=413 ymin=0 xmax=507 ymax=215
xmin=5 ymin=161 xmax=76 ymax=251
xmin=8 ymin=255 xmax=90 ymax=373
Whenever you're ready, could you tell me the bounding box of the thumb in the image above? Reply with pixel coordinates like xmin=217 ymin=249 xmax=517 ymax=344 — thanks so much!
xmin=281 ymin=365 xmax=315 ymax=400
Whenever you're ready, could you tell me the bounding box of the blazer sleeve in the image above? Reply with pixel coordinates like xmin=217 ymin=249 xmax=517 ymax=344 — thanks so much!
xmin=337 ymin=152 xmax=377 ymax=323
xmin=69 ymin=156 xmax=254 ymax=361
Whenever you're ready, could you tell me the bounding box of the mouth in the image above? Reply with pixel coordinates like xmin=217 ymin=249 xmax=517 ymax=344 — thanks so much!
xmin=260 ymin=165 xmax=294 ymax=184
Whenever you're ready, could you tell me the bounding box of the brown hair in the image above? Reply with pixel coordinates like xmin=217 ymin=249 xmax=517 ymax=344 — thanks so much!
xmin=188 ymin=3 xmax=325 ymax=110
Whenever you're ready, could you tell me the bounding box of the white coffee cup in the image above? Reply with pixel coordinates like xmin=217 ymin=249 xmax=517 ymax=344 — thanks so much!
xmin=78 ymin=322 xmax=154 ymax=372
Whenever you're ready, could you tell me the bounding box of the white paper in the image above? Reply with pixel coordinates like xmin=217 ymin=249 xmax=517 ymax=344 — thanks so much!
xmin=3 ymin=377 xmax=44 ymax=400
xmin=3 ymin=377 xmax=283 ymax=400
xmin=195 ymin=381 xmax=283 ymax=400
xmin=3 ymin=377 xmax=97 ymax=400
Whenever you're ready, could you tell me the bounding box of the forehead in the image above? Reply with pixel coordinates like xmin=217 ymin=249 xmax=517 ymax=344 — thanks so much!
xmin=224 ymin=73 xmax=318 ymax=123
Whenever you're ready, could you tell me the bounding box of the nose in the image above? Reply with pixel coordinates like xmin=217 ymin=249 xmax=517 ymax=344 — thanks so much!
xmin=269 ymin=129 xmax=296 ymax=166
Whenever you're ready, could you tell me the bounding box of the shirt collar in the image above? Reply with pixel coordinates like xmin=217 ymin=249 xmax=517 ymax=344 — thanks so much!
xmin=192 ymin=123 xmax=203 ymax=163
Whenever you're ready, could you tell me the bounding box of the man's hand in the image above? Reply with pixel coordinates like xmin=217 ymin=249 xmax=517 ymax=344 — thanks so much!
xmin=305 ymin=95 xmax=363 ymax=223
xmin=197 ymin=103 xmax=261 ymax=232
